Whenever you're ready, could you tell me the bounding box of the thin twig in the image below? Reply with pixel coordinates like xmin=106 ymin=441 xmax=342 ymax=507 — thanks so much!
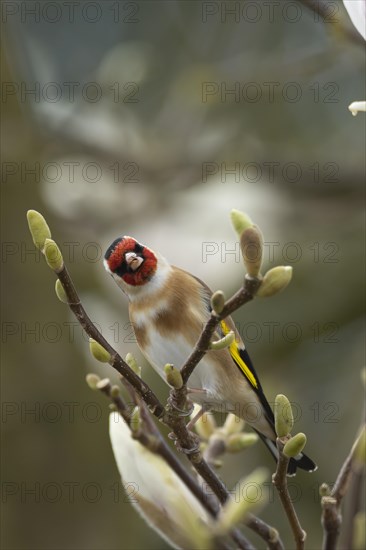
xmin=272 ymin=438 xmax=306 ymax=550
xmin=201 ymin=425 xmax=285 ymax=550
xmin=246 ymin=515 xmax=284 ymax=550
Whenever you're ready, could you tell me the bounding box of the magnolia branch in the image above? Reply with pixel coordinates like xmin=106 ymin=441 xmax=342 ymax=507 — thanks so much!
xmin=299 ymin=0 xmax=365 ymax=46
xmin=272 ymin=438 xmax=306 ymax=550
xmin=201 ymin=420 xmax=285 ymax=550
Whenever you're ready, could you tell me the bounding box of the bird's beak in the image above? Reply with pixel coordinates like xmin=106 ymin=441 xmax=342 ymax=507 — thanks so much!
xmin=125 ymin=252 xmax=144 ymax=271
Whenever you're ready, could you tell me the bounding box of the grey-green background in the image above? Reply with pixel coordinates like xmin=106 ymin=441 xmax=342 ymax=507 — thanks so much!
xmin=1 ymin=1 xmax=365 ymax=549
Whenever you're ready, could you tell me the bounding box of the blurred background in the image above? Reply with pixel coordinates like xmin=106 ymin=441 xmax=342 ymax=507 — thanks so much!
xmin=1 ymin=1 xmax=365 ymax=548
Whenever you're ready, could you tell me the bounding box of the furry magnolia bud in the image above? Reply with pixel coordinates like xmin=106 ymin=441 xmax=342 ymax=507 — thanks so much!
xmin=274 ymin=394 xmax=294 ymax=437
xmin=257 ymin=266 xmax=293 ymax=298
xmin=230 ymin=209 xmax=253 ymax=236
xmin=89 ymin=338 xmax=111 ymax=363
xmin=55 ymin=280 xmax=68 ymax=303
xmin=210 ymin=331 xmax=235 ymax=350
xmin=164 ymin=364 xmax=183 ymax=389
xmin=240 ymin=225 xmax=263 ymax=277
xmin=223 ymin=413 xmax=245 ymax=435
xmin=110 ymin=385 xmax=120 ymax=398
xmin=125 ymin=352 xmax=141 ymax=376
xmin=319 ymin=483 xmax=331 ymax=497
xmin=283 ymin=432 xmax=307 ymax=458
xmin=44 ymin=239 xmax=64 ymax=273
xmin=27 ymin=209 xmax=51 ymax=250
xmin=85 ymin=373 xmax=101 ymax=390
xmin=211 ymin=290 xmax=225 ymax=314
xmin=191 ymin=405 xmax=216 ymax=440
xmin=217 ymin=467 xmax=268 ymax=533
xmin=226 ymin=433 xmax=258 ymax=453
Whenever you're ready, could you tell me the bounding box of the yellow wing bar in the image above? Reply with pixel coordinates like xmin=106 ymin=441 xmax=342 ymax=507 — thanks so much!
xmin=220 ymin=320 xmax=258 ymax=390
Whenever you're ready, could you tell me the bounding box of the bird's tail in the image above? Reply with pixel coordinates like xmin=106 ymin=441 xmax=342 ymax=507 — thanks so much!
xmin=255 ymin=432 xmax=317 ymax=476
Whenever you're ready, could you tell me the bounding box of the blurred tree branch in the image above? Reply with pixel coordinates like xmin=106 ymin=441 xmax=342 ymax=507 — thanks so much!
xmin=298 ymin=0 xmax=365 ymax=46
xmin=321 ymin=424 xmax=366 ymax=550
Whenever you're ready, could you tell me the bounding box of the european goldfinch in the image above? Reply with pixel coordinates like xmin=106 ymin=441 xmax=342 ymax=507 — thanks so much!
xmin=104 ymin=236 xmax=316 ymax=475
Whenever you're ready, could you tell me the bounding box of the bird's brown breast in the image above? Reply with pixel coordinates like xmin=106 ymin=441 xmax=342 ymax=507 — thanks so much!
xmin=129 ymin=266 xmax=209 ymax=346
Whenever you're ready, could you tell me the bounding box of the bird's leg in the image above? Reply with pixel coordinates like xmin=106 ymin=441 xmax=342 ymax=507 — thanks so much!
xmin=187 ymin=387 xmax=208 ymax=395
xmin=185 ymin=387 xmax=208 ymax=430
xmin=185 ymin=387 xmax=209 ymax=428
xmin=186 ymin=404 xmax=206 ymax=431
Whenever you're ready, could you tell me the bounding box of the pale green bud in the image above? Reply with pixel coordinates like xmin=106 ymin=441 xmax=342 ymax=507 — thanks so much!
xmin=44 ymin=239 xmax=64 ymax=273
xmin=283 ymin=432 xmax=307 ymax=458
xmin=240 ymin=225 xmax=263 ymax=277
xmin=55 ymin=280 xmax=68 ymax=303
xmin=85 ymin=373 xmax=101 ymax=390
xmin=319 ymin=483 xmax=331 ymax=497
xmin=274 ymin=394 xmax=294 ymax=437
xmin=110 ymin=385 xmax=120 ymax=398
xmin=210 ymin=290 xmax=225 ymax=314
xmin=89 ymin=338 xmax=111 ymax=363
xmin=223 ymin=413 xmax=245 ymax=435
xmin=226 ymin=433 xmax=258 ymax=453
xmin=125 ymin=352 xmax=141 ymax=376
xmin=164 ymin=364 xmax=183 ymax=389
xmin=257 ymin=266 xmax=293 ymax=298
xmin=217 ymin=467 xmax=268 ymax=533
xmin=230 ymin=209 xmax=253 ymax=236
xmin=268 ymin=528 xmax=280 ymax=544
xmin=210 ymin=331 xmax=235 ymax=350
xmin=27 ymin=210 xmax=51 ymax=250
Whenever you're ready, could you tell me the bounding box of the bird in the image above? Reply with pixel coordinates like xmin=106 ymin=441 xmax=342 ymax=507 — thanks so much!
xmin=104 ymin=236 xmax=317 ymax=475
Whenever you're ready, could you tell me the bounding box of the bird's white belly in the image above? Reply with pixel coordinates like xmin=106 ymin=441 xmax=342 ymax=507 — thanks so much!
xmin=142 ymin=330 xmax=222 ymax=406
xmin=139 ymin=327 xmax=275 ymax=438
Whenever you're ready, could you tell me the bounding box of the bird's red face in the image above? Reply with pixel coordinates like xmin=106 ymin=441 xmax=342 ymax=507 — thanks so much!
xmin=104 ymin=237 xmax=157 ymax=286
